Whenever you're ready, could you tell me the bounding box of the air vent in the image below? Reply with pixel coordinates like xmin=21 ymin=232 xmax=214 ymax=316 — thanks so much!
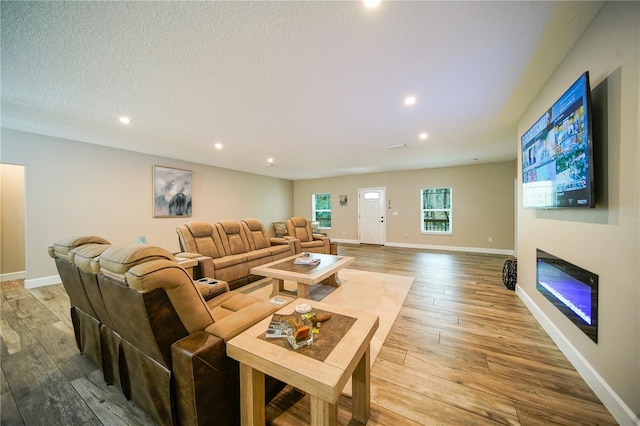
xmin=386 ymin=143 xmax=407 ymax=150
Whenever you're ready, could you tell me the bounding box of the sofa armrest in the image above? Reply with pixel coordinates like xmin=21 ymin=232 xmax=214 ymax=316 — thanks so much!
xmin=175 ymin=252 xmax=214 ymax=279
xmin=269 ymin=237 xmax=289 ymax=245
xmin=205 ymin=300 xmax=290 ymax=341
xmin=312 ymin=234 xmax=331 ymax=253
xmin=282 ymin=236 xmax=302 ymax=254
xmin=171 ymin=331 xmax=240 ymax=426
xmin=194 ymin=279 xmax=230 ymax=300
xmin=270 ymin=237 xmax=298 ymax=254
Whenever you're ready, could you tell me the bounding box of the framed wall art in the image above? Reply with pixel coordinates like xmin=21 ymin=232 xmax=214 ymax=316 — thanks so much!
xmin=153 ymin=165 xmax=192 ymax=217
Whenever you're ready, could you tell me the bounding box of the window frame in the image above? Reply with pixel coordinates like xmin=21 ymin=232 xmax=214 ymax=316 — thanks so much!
xmin=312 ymin=193 xmax=332 ymax=229
xmin=420 ymin=187 xmax=452 ymax=234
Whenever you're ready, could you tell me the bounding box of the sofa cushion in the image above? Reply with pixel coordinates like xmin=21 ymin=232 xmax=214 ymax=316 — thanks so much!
xmin=211 ymin=257 xmax=249 ymax=283
xmin=242 ymin=218 xmax=271 ymax=250
xmin=269 ymin=244 xmax=291 ymax=257
xmin=185 ymin=222 xmax=225 ymax=259
xmin=287 ymin=217 xmax=314 ymax=242
xmin=216 ymin=221 xmax=250 ymax=255
xmin=52 ymin=235 xmax=111 ymax=260
xmin=72 ymin=243 xmax=112 ymax=274
xmin=245 ymin=247 xmax=273 ymax=262
xmin=99 ymin=244 xmax=175 ymax=279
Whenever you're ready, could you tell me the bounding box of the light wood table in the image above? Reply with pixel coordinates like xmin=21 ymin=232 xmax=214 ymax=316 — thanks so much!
xmin=227 ymin=298 xmax=379 ymax=425
xmin=251 ymin=253 xmax=355 ymax=299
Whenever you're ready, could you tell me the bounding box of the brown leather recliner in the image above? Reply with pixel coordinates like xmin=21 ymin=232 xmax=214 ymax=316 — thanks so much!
xmin=285 ymin=217 xmax=331 ymax=254
xmin=71 ymin=242 xmax=123 ymax=387
xmin=97 ymin=243 xmax=287 ymax=426
xmin=48 ymin=236 xmax=112 ymax=374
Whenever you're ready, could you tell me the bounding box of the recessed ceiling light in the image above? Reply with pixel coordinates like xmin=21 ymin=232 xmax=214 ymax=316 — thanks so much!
xmin=214 ymin=142 xmax=223 ymax=150
xmin=119 ymin=116 xmax=131 ymax=124
xmin=404 ymin=96 xmax=416 ymax=106
xmin=419 ymin=132 xmax=428 ymax=140
xmin=267 ymin=157 xmax=274 ymax=164
xmin=363 ymin=0 xmax=381 ymax=9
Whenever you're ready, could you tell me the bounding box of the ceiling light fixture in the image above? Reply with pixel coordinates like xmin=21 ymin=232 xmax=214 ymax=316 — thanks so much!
xmin=119 ymin=116 xmax=131 ymax=124
xmin=214 ymin=142 xmax=223 ymax=150
xmin=386 ymin=143 xmax=407 ymax=150
xmin=363 ymin=0 xmax=381 ymax=9
xmin=404 ymin=96 xmax=416 ymax=106
xmin=419 ymin=132 xmax=428 ymax=140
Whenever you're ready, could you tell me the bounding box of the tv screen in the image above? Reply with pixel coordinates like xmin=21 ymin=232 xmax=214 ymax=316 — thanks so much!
xmin=521 ymin=72 xmax=595 ymax=208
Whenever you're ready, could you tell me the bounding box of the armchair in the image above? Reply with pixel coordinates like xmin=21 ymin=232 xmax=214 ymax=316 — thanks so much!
xmin=285 ymin=216 xmax=331 ymax=254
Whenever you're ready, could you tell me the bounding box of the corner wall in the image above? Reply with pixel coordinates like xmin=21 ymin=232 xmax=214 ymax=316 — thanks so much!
xmin=516 ymin=3 xmax=639 ymax=422
xmin=1 ymin=128 xmax=293 ymax=284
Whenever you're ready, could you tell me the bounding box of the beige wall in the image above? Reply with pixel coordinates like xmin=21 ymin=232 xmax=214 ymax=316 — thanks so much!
xmin=0 ymin=163 xmax=26 ymax=277
xmin=293 ymin=161 xmax=516 ymax=252
xmin=1 ymin=128 xmax=293 ymax=283
xmin=517 ymin=2 xmax=639 ymax=421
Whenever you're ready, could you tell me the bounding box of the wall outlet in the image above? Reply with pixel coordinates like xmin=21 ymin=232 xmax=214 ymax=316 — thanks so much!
xmin=488 ymin=236 xmax=493 ymax=242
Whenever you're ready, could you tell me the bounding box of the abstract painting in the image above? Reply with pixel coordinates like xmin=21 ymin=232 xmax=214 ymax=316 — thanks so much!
xmin=153 ymin=165 xmax=192 ymax=217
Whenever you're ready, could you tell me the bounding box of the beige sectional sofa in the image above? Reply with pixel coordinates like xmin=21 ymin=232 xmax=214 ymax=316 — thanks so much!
xmin=176 ymin=218 xmax=297 ymax=290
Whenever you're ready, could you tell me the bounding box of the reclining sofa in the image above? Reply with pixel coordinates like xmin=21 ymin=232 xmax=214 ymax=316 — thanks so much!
xmin=50 ymin=236 xmax=288 ymax=425
xmin=176 ymin=218 xmax=298 ymax=289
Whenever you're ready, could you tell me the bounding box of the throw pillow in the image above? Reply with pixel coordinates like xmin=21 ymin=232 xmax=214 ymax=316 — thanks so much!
xmin=272 ymin=222 xmax=288 ymax=237
xmin=310 ymin=221 xmax=320 ymax=234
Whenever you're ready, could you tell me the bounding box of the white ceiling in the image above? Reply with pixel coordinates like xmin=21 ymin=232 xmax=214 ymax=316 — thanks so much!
xmin=1 ymin=1 xmax=603 ymax=180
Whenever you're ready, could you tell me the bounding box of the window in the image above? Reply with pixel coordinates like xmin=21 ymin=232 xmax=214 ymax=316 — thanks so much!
xmin=312 ymin=193 xmax=332 ymax=228
xmin=421 ymin=187 xmax=452 ymax=233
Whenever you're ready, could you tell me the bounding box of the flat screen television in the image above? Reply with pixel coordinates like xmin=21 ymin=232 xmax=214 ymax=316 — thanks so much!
xmin=521 ymin=72 xmax=595 ymax=208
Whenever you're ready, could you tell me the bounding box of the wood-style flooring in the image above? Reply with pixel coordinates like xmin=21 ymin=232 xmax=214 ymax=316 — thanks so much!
xmin=0 ymin=244 xmax=617 ymax=425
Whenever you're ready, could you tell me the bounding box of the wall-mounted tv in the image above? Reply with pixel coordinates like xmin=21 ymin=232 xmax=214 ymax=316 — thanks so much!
xmin=521 ymin=72 xmax=595 ymax=208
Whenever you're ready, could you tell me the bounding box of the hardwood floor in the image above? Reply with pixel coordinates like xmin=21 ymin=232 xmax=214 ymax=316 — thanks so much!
xmin=1 ymin=244 xmax=617 ymax=425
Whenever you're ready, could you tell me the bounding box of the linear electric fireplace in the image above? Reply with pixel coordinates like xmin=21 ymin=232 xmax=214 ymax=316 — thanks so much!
xmin=536 ymin=249 xmax=599 ymax=343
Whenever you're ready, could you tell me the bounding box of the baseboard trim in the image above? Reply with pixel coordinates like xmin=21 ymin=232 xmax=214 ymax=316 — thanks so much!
xmin=384 ymin=241 xmax=514 ymax=256
xmin=516 ymin=285 xmax=639 ymax=426
xmin=24 ymin=275 xmax=61 ymax=289
xmin=0 ymin=271 xmax=26 ymax=282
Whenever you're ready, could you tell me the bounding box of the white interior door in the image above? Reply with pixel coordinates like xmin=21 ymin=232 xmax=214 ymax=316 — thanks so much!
xmin=358 ymin=187 xmax=386 ymax=245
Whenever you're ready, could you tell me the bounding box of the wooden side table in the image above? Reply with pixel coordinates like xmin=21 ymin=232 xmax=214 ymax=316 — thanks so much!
xmin=227 ymin=298 xmax=379 ymax=425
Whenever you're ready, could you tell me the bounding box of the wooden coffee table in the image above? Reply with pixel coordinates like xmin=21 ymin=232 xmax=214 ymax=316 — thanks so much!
xmin=227 ymin=298 xmax=379 ymax=425
xmin=251 ymin=253 xmax=355 ymax=299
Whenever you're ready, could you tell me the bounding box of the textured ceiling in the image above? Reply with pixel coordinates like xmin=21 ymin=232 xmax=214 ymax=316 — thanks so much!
xmin=1 ymin=1 xmax=603 ymax=180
